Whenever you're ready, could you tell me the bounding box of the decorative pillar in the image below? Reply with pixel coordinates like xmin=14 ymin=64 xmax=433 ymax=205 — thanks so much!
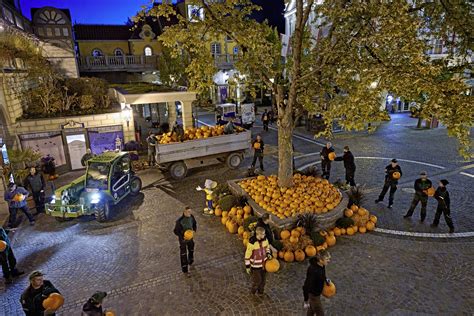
xmin=181 ymin=100 xmax=194 ymax=130
xmin=167 ymin=102 xmax=177 ymax=130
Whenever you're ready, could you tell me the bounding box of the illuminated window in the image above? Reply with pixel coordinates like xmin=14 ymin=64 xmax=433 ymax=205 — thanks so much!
xmin=144 ymin=47 xmax=153 ymax=56
xmin=92 ymin=49 xmax=103 ymax=57
xmin=211 ymin=42 xmax=221 ymax=56
xmin=114 ymin=48 xmax=124 ymax=56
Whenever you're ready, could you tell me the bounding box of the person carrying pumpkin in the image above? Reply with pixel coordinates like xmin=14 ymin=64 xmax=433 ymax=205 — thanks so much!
xmin=404 ymin=171 xmax=433 ymax=222
xmin=375 ymin=158 xmax=402 ymax=208
xmin=251 ymin=135 xmax=265 ymax=172
xmin=20 ymin=271 xmax=61 ymax=316
xmin=173 ymin=207 xmax=197 ymax=275
xmin=4 ymin=182 xmax=35 ymax=228
xmin=334 ymin=145 xmax=356 ymax=187
xmin=196 ymin=179 xmax=218 ymax=215
xmin=1 ymin=227 xmax=24 ymax=284
xmin=320 ymin=142 xmax=335 ymax=180
xmin=303 ymin=250 xmax=332 ymax=316
xmin=245 ymin=226 xmax=272 ymax=294
xmin=431 ymin=179 xmax=455 ymax=233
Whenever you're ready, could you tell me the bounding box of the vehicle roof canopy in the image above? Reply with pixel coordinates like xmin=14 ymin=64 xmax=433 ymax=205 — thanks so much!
xmin=89 ymin=151 xmax=128 ymax=164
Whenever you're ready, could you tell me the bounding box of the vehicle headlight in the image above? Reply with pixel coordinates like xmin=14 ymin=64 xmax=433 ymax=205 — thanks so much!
xmin=50 ymin=196 xmax=56 ymax=204
xmin=90 ymin=193 xmax=101 ymax=204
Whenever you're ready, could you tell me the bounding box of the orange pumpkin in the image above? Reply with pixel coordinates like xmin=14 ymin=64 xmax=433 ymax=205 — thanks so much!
xmin=13 ymin=194 xmax=25 ymax=202
xmin=357 ymin=208 xmax=367 ymax=216
xmin=359 ymin=226 xmax=367 ymax=234
xmin=243 ymin=205 xmax=252 ymax=214
xmin=0 ymin=240 xmax=7 ymax=252
xmin=291 ymin=229 xmax=301 ymax=238
xmin=105 ymin=311 xmax=116 ymax=316
xmin=184 ymin=230 xmax=194 ymax=240
xmin=221 ymin=211 xmax=229 ymax=218
xmin=346 ymin=227 xmax=355 ymax=236
xmin=425 ymin=187 xmax=436 ymax=197
xmin=227 ymin=221 xmax=238 ymax=234
xmin=333 ymin=227 xmax=341 ymax=236
xmin=366 ymin=221 xmax=375 ymax=231
xmin=42 ymin=293 xmax=64 ymax=310
xmin=214 ymin=207 xmax=222 ymax=217
xmin=295 ymin=249 xmax=306 ymax=262
xmin=265 ymin=258 xmax=280 ymax=273
xmin=289 ymin=236 xmax=299 ymax=244
xmin=325 ymin=235 xmax=336 ymax=247
xmin=344 ymin=209 xmax=353 ymax=217
xmin=328 ymin=152 xmax=336 ymax=161
xmin=340 ymin=228 xmax=346 ymax=235
xmin=305 ymin=245 xmax=317 ymax=257
xmin=238 ymin=226 xmax=245 ymax=236
xmin=221 ymin=216 xmax=228 ymax=225
xmin=280 ymin=230 xmax=291 ymax=240
xmin=392 ymin=171 xmax=401 ymax=180
xmin=242 ymin=231 xmax=251 ymax=240
xmin=350 ymin=204 xmax=359 ymax=211
xmin=284 ymin=251 xmax=295 ymax=262
xmin=369 ymin=215 xmax=377 ymax=224
xmin=278 ymin=250 xmax=285 ymax=259
xmin=253 ymin=142 xmax=261 ymax=150
xmin=322 ymin=281 xmax=336 ymax=298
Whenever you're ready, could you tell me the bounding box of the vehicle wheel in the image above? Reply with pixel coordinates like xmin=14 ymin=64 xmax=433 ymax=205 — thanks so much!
xmin=55 ymin=217 xmax=73 ymax=222
xmin=169 ymin=161 xmax=188 ymax=180
xmin=226 ymin=153 xmax=243 ymax=169
xmin=95 ymin=202 xmax=110 ymax=222
xmin=129 ymin=177 xmax=142 ymax=196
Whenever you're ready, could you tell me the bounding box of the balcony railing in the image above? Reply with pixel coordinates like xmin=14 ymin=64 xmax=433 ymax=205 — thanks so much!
xmin=214 ymin=54 xmax=238 ymax=69
xmin=77 ymin=55 xmax=159 ymax=72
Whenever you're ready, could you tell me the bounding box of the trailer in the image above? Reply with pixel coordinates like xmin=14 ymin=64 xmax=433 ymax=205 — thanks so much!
xmin=156 ymin=130 xmax=251 ymax=179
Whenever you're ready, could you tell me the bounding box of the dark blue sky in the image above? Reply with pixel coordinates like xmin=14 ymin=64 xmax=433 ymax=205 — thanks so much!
xmin=21 ymin=0 xmax=147 ymax=24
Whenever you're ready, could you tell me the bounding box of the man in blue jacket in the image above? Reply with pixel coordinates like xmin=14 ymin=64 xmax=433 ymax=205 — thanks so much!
xmin=4 ymin=183 xmax=35 ymax=227
xmin=1 ymin=227 xmax=24 ymax=284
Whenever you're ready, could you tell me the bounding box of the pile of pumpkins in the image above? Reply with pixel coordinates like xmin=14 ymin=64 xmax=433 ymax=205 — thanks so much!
xmin=239 ymin=174 xmax=342 ymax=219
xmin=337 ymin=204 xmax=377 ymax=235
xmin=158 ymin=125 xmax=245 ymax=144
xmin=214 ymin=204 xmax=254 ymax=236
xmin=277 ymin=227 xmax=333 ymax=263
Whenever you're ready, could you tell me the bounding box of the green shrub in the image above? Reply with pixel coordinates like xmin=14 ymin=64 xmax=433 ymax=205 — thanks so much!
xmin=311 ymin=231 xmax=325 ymax=246
xmin=336 ymin=217 xmax=354 ymax=228
xmin=213 ymin=183 xmax=231 ymax=200
xmin=243 ymin=215 xmax=259 ymax=232
xmin=218 ymin=195 xmax=239 ymax=212
xmin=271 ymin=239 xmax=283 ymax=251
xmin=295 ymin=213 xmax=319 ymax=234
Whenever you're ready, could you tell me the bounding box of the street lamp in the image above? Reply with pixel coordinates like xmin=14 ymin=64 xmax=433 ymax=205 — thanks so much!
xmin=121 ymin=104 xmax=132 ymax=129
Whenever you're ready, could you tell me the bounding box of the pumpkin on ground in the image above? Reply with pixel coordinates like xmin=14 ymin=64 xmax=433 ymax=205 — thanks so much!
xmin=284 ymin=251 xmax=295 ymax=262
xmin=243 ymin=205 xmax=252 ymax=214
xmin=227 ymin=221 xmax=238 ymax=234
xmin=305 ymin=245 xmax=317 ymax=257
xmin=184 ymin=230 xmax=194 ymax=240
xmin=221 ymin=216 xmax=228 ymax=225
xmin=238 ymin=226 xmax=245 ymax=236
xmin=322 ymin=281 xmax=336 ymax=298
xmin=369 ymin=215 xmax=377 ymax=223
xmin=291 ymin=229 xmax=301 ymax=238
xmin=359 ymin=226 xmax=367 ymax=233
xmin=289 ymin=236 xmax=299 ymax=244
xmin=280 ymin=230 xmax=291 ymax=240
xmin=350 ymin=204 xmax=359 ymax=211
xmin=265 ymin=258 xmax=280 ymax=273
xmin=0 ymin=240 xmax=7 ymax=252
xmin=333 ymin=227 xmax=341 ymax=236
xmin=346 ymin=227 xmax=355 ymax=236
xmin=325 ymin=235 xmax=336 ymax=247
xmin=42 ymin=293 xmax=64 ymax=310
xmin=294 ymin=249 xmax=306 ymax=262
xmin=278 ymin=250 xmax=285 ymax=259
xmin=344 ymin=209 xmax=353 ymax=217
xmin=214 ymin=208 xmax=222 ymax=217
xmin=366 ymin=221 xmax=375 ymax=231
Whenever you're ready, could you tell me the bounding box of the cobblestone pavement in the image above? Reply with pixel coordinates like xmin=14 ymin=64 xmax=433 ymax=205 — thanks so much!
xmin=0 ymin=111 xmax=472 ymax=315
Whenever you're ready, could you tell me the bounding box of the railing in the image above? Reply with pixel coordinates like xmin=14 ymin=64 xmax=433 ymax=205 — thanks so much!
xmin=77 ymin=55 xmax=159 ymax=72
xmin=214 ymin=54 xmax=238 ymax=69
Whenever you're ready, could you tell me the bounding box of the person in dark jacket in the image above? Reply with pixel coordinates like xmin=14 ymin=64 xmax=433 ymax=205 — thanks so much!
xmin=1 ymin=227 xmax=24 ymax=284
xmin=375 ymin=159 xmax=402 ymax=208
xmin=20 ymin=271 xmax=61 ymax=316
xmin=334 ymin=145 xmax=356 ymax=187
xmin=404 ymin=171 xmax=433 ymax=222
xmin=173 ymin=207 xmax=197 ymax=274
xmin=24 ymin=167 xmax=46 ymax=214
xmin=4 ymin=183 xmax=35 ymax=227
xmin=303 ymin=250 xmax=331 ymax=316
xmin=146 ymin=132 xmax=157 ymax=167
xmin=224 ymin=117 xmax=236 ymax=134
xmin=262 ymin=109 xmax=269 ymax=131
xmin=173 ymin=122 xmax=185 ymax=142
xmin=430 ymin=179 xmax=454 ymax=233
xmin=81 ymin=149 xmax=94 ymax=167
xmin=82 ymin=291 xmax=107 ymax=316
xmin=256 ymin=214 xmax=275 ymax=245
xmin=251 ymin=135 xmax=265 ymax=171
xmin=320 ymin=142 xmax=335 ymax=180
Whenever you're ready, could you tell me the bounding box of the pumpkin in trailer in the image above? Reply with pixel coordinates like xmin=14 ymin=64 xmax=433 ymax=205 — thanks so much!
xmin=284 ymin=251 xmax=295 ymax=262
xmin=322 ymin=281 xmax=336 ymax=298
xmin=265 ymin=258 xmax=280 ymax=273
xmin=294 ymin=249 xmax=306 ymax=262
xmin=183 ymin=230 xmax=194 ymax=241
xmin=42 ymin=293 xmax=64 ymax=310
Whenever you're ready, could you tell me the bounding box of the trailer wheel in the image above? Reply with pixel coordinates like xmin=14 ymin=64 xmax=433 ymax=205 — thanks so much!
xmin=226 ymin=153 xmax=243 ymax=169
xmin=169 ymin=161 xmax=188 ymax=179
xmin=129 ymin=177 xmax=142 ymax=196
xmin=95 ymin=201 xmax=111 ymax=222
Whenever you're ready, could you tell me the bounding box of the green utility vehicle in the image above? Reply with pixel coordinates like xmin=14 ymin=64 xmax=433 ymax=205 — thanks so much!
xmin=45 ymin=152 xmax=142 ymax=222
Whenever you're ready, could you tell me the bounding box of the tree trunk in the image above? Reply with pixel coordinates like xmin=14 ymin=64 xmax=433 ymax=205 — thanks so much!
xmin=416 ymin=117 xmax=422 ymax=128
xmin=277 ymin=86 xmax=293 ymax=188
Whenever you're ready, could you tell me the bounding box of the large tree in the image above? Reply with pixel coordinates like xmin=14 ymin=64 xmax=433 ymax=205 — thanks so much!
xmin=138 ymin=0 xmax=472 ymax=187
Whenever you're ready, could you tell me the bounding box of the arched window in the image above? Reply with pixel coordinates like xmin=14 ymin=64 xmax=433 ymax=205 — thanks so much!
xmin=91 ymin=49 xmax=103 ymax=57
xmin=211 ymin=42 xmax=221 ymax=56
xmin=144 ymin=46 xmax=153 ymax=56
xmin=114 ymin=48 xmax=124 ymax=56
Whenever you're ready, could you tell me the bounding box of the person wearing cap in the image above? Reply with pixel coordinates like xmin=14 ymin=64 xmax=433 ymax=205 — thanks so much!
xmin=431 ymin=180 xmax=455 ymax=233
xmin=20 ymin=271 xmax=60 ymax=316
xmin=404 ymin=171 xmax=433 ymax=222
xmin=251 ymin=134 xmax=265 ymax=171
xmin=173 ymin=206 xmax=197 ymax=274
xmin=320 ymin=142 xmax=335 ymax=180
xmin=334 ymin=145 xmax=356 ymax=187
xmin=82 ymin=291 xmax=107 ymax=316
xmin=375 ymin=159 xmax=403 ymax=208
xmin=196 ymin=179 xmax=218 ymax=215
xmin=4 ymin=182 xmax=35 ymax=227
xmin=0 ymin=226 xmax=24 ymax=284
